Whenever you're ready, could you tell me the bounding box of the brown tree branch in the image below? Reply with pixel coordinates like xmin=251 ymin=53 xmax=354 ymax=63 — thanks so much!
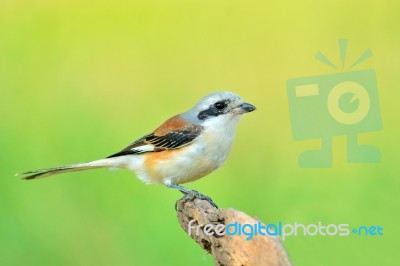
xmin=176 ymin=196 xmax=292 ymax=266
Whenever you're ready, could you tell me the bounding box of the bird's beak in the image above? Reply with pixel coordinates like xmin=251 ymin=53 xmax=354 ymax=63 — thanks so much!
xmin=233 ymin=102 xmax=256 ymax=114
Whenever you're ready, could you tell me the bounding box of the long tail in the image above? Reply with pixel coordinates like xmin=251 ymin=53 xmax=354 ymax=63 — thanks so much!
xmin=17 ymin=159 xmax=116 ymax=180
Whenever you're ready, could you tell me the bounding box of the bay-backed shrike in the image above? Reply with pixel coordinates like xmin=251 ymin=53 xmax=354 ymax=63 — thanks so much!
xmin=18 ymin=92 xmax=256 ymax=206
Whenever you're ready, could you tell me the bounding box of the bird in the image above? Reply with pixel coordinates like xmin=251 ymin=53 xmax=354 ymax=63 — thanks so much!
xmin=17 ymin=91 xmax=256 ymax=206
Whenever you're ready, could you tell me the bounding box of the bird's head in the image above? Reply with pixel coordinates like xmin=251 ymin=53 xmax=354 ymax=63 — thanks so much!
xmin=182 ymin=91 xmax=256 ymax=127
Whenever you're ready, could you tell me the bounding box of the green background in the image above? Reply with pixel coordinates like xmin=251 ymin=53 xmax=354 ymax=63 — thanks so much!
xmin=1 ymin=0 xmax=399 ymax=265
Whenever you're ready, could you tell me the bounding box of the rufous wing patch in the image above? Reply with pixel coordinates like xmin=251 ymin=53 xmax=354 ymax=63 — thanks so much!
xmin=153 ymin=115 xmax=188 ymax=135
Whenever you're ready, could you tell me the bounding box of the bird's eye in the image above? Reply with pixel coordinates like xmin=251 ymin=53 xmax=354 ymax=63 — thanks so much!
xmin=214 ymin=101 xmax=227 ymax=110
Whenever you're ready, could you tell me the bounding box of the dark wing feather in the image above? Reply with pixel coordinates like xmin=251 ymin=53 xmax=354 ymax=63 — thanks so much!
xmin=107 ymin=125 xmax=203 ymax=158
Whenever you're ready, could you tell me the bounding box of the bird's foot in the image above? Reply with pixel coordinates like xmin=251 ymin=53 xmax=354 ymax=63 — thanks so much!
xmin=182 ymin=190 xmax=218 ymax=209
xmin=167 ymin=182 xmax=218 ymax=210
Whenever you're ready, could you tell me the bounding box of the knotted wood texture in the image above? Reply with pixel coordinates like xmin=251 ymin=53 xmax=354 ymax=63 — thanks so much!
xmin=176 ymin=197 xmax=292 ymax=266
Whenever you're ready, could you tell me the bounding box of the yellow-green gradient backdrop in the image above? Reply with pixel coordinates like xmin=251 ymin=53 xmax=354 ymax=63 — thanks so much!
xmin=1 ymin=1 xmax=399 ymax=265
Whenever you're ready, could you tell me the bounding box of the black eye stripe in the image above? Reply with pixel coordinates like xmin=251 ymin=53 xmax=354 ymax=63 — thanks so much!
xmin=197 ymin=99 xmax=230 ymax=120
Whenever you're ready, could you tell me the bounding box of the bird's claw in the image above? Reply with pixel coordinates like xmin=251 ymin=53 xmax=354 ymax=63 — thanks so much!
xmin=183 ymin=190 xmax=218 ymax=209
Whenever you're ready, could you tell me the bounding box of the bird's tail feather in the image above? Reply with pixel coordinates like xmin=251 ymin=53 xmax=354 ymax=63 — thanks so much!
xmin=17 ymin=159 xmax=115 ymax=180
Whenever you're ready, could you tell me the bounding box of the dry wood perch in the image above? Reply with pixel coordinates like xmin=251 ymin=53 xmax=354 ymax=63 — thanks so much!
xmin=176 ymin=196 xmax=292 ymax=266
